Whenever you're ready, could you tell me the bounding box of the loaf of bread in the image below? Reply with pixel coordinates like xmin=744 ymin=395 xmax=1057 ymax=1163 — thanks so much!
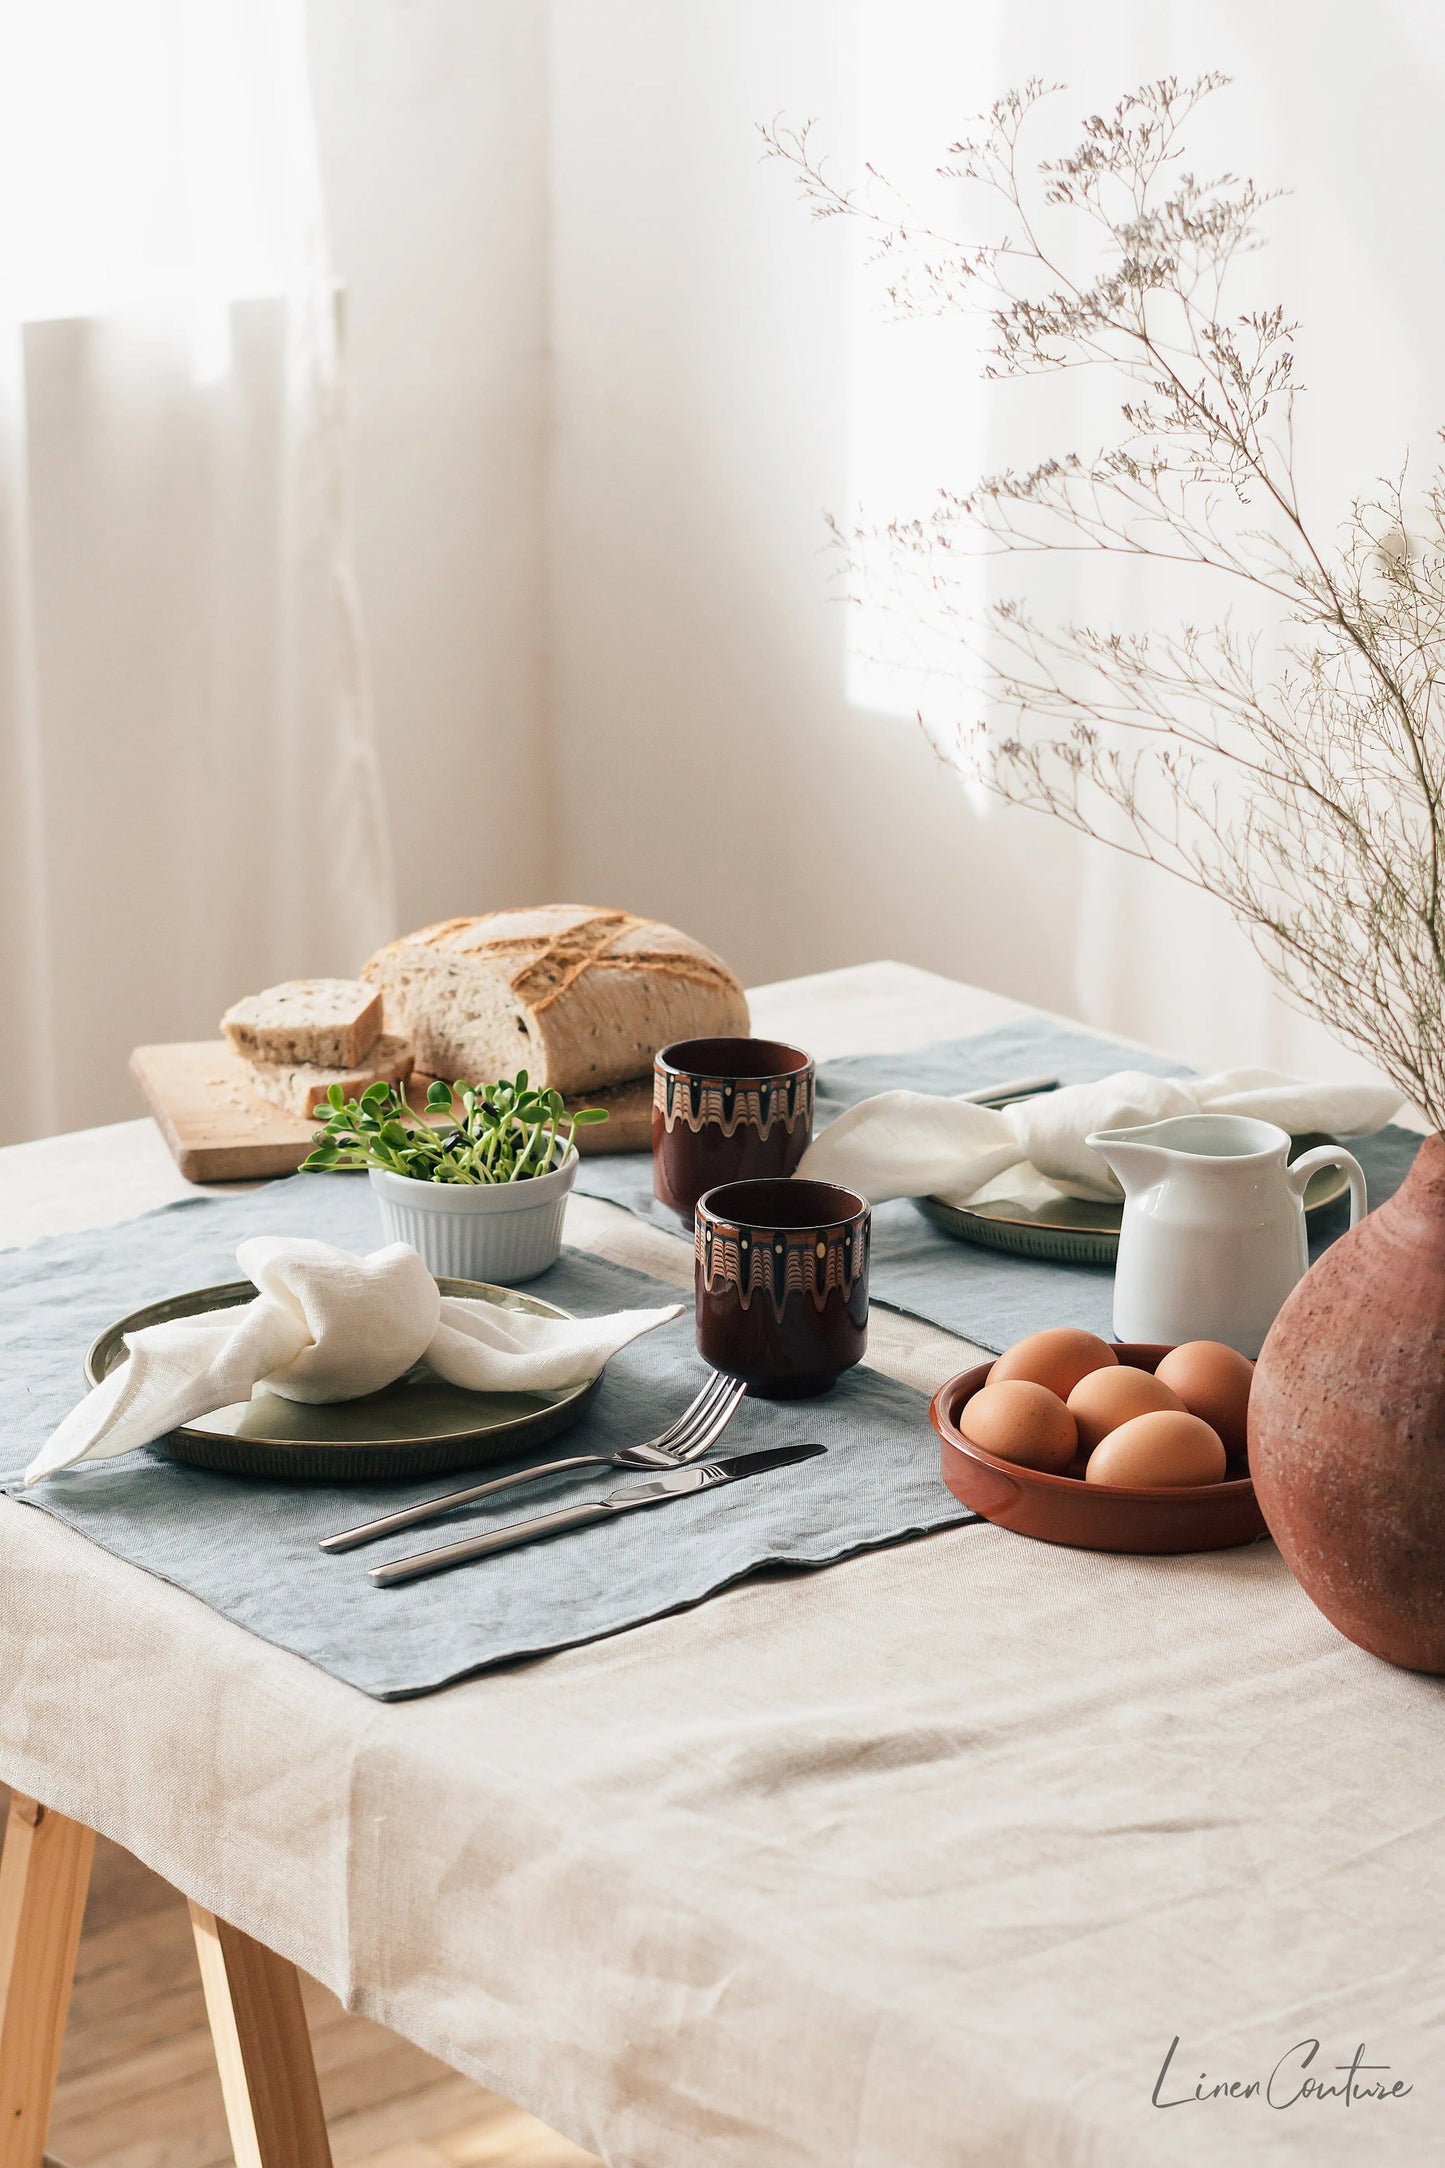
xmin=237 ymin=1034 xmax=415 ymax=1119
xmin=363 ymin=906 xmax=749 ymax=1095
xmin=223 ymin=979 xmax=382 ymax=1068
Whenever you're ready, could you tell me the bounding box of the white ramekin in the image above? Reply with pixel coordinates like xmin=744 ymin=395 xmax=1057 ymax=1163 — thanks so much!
xmin=369 ymin=1149 xmax=579 ymax=1282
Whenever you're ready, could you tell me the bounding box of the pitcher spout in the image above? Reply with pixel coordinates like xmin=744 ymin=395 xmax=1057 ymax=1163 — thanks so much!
xmin=1085 ymin=1125 xmax=1171 ymax=1198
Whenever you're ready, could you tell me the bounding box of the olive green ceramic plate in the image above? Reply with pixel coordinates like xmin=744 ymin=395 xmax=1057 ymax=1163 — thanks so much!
xmin=85 ymin=1277 xmax=600 ymax=1482
xmin=916 ymin=1133 xmax=1352 ymax=1267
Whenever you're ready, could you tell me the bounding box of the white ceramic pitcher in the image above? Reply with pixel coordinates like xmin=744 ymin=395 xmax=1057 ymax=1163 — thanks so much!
xmin=1086 ymin=1114 xmax=1367 ymax=1359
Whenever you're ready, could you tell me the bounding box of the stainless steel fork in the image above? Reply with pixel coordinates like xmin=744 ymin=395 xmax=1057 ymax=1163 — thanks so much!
xmin=318 ymin=1370 xmax=747 ymax=1554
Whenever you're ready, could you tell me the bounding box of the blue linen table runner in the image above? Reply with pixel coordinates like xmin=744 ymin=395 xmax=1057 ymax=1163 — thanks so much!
xmin=575 ymin=1014 xmax=1423 ymax=1350
xmin=0 ymin=1174 xmax=967 ymax=1699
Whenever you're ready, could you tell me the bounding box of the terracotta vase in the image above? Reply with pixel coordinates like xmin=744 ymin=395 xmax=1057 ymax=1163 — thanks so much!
xmin=1249 ymin=1130 xmax=1445 ymax=1672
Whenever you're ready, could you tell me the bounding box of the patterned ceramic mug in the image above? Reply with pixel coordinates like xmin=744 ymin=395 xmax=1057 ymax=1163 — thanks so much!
xmin=694 ymin=1177 xmax=870 ymax=1399
xmin=652 ymin=1037 xmax=815 ymax=1225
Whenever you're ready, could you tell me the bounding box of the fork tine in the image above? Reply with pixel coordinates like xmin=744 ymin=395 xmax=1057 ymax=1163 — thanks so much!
xmin=647 ymin=1369 xmax=730 ymax=1452
xmin=657 ymin=1373 xmax=739 ymax=1456
xmin=660 ymin=1375 xmax=746 ymax=1463
xmin=645 ymin=1372 xmax=719 ymax=1448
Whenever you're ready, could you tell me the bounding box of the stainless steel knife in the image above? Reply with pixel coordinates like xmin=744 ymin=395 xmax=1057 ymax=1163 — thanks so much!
xmin=956 ymin=1074 xmax=1059 ymax=1109
xmin=369 ymin=1441 xmax=827 ymax=1587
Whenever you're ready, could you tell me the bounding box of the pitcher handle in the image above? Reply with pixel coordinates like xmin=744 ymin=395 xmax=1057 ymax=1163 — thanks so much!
xmin=1287 ymin=1145 xmax=1367 ymax=1228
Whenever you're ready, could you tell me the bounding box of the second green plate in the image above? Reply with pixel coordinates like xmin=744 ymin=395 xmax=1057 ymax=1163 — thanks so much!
xmin=916 ymin=1134 xmax=1352 ymax=1267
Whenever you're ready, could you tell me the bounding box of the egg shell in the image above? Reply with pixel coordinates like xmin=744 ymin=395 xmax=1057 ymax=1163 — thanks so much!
xmin=1066 ymin=1364 xmax=1184 ymax=1452
xmin=960 ymin=1379 xmax=1078 ymax=1473
xmin=1084 ymin=1409 xmax=1227 ymax=1489
xmin=1154 ymin=1340 xmax=1254 ymax=1456
xmin=990 ymin=1328 xmax=1117 ymax=1400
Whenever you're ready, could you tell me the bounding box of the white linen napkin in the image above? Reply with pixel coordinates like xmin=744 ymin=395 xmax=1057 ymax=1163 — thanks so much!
xmin=797 ymin=1068 xmax=1403 ymax=1209
xmin=27 ymin=1236 xmax=681 ymax=1484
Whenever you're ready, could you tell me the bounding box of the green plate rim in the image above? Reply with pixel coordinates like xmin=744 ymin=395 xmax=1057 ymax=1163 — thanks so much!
xmin=85 ymin=1275 xmax=600 ymax=1481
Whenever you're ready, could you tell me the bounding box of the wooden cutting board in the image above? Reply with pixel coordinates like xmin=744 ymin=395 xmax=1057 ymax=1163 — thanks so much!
xmin=131 ymin=1042 xmax=653 ymax=1184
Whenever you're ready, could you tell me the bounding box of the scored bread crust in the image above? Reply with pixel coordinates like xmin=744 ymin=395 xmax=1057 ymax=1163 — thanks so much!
xmin=237 ymin=1033 xmax=415 ymax=1119
xmin=362 ymin=906 xmax=749 ymax=1094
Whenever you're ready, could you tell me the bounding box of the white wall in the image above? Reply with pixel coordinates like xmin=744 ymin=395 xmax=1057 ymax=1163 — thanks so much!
xmin=306 ymin=0 xmax=555 ymax=934
xmin=544 ymin=0 xmax=1090 ymax=1018
xmin=302 ymin=0 xmax=1426 ymax=1098
xmin=538 ymin=0 xmax=1433 ymax=1096
xmin=306 ymin=0 xmax=1087 ymax=1025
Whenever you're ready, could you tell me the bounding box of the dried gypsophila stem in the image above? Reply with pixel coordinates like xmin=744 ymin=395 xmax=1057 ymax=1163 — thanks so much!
xmin=762 ymin=77 xmax=1445 ymax=1125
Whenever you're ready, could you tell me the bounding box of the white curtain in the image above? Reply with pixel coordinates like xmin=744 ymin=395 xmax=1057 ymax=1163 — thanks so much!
xmin=0 ymin=0 xmax=395 ymax=1143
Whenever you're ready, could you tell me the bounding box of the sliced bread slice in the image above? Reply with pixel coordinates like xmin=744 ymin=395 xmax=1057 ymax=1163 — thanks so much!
xmin=222 ymin=978 xmax=383 ymax=1068
xmin=237 ymin=1033 xmax=415 ymax=1120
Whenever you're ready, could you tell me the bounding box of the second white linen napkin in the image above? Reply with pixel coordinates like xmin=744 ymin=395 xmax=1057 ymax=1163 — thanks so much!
xmin=27 ymin=1236 xmax=680 ymax=1484
xmin=798 ymin=1068 xmax=1403 ymax=1208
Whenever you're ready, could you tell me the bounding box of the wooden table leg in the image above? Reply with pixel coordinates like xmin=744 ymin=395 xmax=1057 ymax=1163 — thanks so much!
xmin=0 ymin=1795 xmax=95 ymax=2168
xmin=0 ymin=1791 xmax=331 ymax=2167
xmin=189 ymin=1902 xmax=333 ymax=2168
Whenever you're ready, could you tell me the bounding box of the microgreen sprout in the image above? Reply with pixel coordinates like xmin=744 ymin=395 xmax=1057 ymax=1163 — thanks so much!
xmin=301 ymin=1071 xmax=608 ymax=1184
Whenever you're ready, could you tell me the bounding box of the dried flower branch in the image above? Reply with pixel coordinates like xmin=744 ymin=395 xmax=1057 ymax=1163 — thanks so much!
xmin=763 ymin=79 xmax=1445 ymax=1124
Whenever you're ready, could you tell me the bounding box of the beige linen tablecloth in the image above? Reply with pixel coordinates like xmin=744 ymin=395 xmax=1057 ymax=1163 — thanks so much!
xmin=1 ymin=964 xmax=1440 ymax=2168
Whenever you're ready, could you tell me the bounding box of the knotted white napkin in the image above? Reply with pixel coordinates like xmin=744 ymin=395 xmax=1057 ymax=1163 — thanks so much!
xmin=27 ymin=1236 xmax=680 ymax=1484
xmin=798 ymin=1068 xmax=1402 ymax=1209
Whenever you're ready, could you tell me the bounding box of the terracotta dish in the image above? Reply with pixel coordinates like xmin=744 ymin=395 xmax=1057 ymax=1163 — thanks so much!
xmin=931 ymin=1343 xmax=1267 ymax=1554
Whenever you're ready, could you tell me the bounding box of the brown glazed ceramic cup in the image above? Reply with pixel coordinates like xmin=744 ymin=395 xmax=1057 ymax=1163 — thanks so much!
xmin=653 ymin=1037 xmax=815 ymax=1224
xmin=694 ymin=1177 xmax=870 ymax=1399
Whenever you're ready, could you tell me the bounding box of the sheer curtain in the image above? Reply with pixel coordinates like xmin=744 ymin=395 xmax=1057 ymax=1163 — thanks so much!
xmin=0 ymin=0 xmax=395 ymax=1143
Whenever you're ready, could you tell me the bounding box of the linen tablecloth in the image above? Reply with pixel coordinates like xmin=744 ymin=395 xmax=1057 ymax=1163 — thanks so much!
xmin=1 ymin=963 xmax=1441 ymax=2168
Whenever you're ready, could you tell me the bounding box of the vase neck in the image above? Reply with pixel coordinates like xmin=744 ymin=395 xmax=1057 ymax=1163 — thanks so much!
xmin=1379 ymin=1131 xmax=1445 ymax=1247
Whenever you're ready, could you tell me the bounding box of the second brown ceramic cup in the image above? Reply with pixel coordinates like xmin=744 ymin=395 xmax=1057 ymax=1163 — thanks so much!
xmin=694 ymin=1177 xmax=870 ymax=1399
xmin=653 ymin=1037 xmax=815 ymax=1224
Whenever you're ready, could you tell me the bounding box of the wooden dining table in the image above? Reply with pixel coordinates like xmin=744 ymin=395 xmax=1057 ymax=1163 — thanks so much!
xmin=0 ymin=960 xmax=1440 ymax=2168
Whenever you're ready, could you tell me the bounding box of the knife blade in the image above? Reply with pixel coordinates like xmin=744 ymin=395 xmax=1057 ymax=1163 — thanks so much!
xmin=955 ymin=1074 xmax=1059 ymax=1109
xmin=369 ymin=1441 xmax=827 ymax=1587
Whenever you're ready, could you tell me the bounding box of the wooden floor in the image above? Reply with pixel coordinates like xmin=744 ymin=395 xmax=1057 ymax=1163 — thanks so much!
xmin=31 ymin=1814 xmax=601 ymax=2168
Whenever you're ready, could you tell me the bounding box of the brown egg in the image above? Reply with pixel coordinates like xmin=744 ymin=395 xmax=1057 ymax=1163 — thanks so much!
xmin=960 ymin=1380 xmax=1077 ymax=1473
xmin=1066 ymin=1364 xmax=1184 ymax=1452
xmin=1155 ymin=1341 xmax=1255 ymax=1456
xmin=1085 ymin=1409 xmax=1227 ymax=1489
xmin=990 ymin=1328 xmax=1117 ymax=1401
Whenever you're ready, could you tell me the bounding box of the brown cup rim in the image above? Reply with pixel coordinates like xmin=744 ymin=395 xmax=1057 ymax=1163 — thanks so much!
xmin=695 ymin=1177 xmax=869 ymax=1233
xmin=655 ymin=1037 xmax=814 ymax=1083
